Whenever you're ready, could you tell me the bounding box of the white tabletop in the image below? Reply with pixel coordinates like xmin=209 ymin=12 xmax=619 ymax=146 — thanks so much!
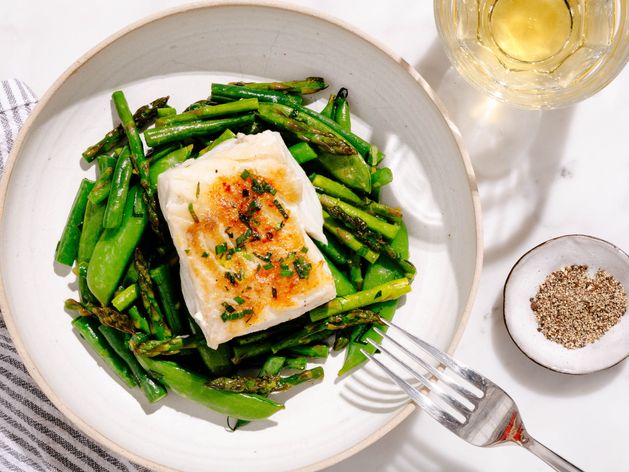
xmin=3 ymin=1 xmax=628 ymax=470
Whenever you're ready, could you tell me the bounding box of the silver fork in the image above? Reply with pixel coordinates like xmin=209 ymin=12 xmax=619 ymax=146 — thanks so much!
xmin=362 ymin=319 xmax=584 ymax=472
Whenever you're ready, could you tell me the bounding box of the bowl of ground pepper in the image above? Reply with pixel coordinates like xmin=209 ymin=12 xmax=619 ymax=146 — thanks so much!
xmin=503 ymin=234 xmax=629 ymax=374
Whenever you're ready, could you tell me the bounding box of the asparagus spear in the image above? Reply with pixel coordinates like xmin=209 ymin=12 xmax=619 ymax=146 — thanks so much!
xmin=229 ymin=77 xmax=327 ymax=95
xmin=288 ymin=142 xmax=318 ymax=165
xmin=65 ymin=299 xmax=135 ymax=334
xmin=309 ymin=278 xmax=411 ymax=322
xmin=130 ymin=334 xmax=200 ymax=357
xmin=88 ymin=153 xmax=117 ymax=204
xmin=150 ymin=264 xmax=185 ymax=335
xmin=128 ymin=306 xmax=150 ymax=334
xmin=135 ymin=248 xmax=171 ymax=340
xmin=310 ymin=173 xmax=402 ymax=221
xmin=256 ymin=102 xmax=355 ymax=156
xmin=82 ymin=96 xmax=169 ymax=162
xmin=208 ymin=367 xmax=324 ymax=394
xmin=102 ymin=147 xmax=133 ymax=229
xmin=318 ymin=194 xmax=399 ymax=240
xmin=111 ymin=284 xmax=139 ymax=312
xmin=322 ymin=210 xmax=379 ymax=263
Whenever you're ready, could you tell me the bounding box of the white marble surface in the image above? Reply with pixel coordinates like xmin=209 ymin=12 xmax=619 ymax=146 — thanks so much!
xmin=3 ymin=1 xmax=629 ymax=470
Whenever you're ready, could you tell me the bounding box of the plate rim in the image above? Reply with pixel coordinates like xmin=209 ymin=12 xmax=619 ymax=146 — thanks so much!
xmin=0 ymin=2 xmax=483 ymax=471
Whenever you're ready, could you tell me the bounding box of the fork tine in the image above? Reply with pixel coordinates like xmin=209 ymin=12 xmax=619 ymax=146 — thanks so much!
xmin=360 ymin=347 xmax=463 ymax=429
xmin=365 ymin=338 xmax=473 ymax=418
xmin=383 ymin=320 xmax=486 ymax=390
xmin=372 ymin=327 xmax=480 ymax=406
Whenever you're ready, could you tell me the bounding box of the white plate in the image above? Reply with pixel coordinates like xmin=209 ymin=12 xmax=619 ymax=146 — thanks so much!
xmin=0 ymin=2 xmax=482 ymax=471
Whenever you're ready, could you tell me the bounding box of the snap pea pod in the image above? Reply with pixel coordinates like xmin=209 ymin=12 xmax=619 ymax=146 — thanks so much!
xmin=72 ymin=316 xmax=137 ymax=388
xmin=77 ymin=262 xmax=98 ymax=305
xmin=284 ymin=357 xmax=307 ymax=370
xmin=103 ymin=147 xmax=132 ymax=229
xmin=314 ymin=231 xmax=349 ymax=266
xmin=149 ymin=144 xmax=193 ymax=190
xmin=55 ymin=179 xmax=94 ymax=266
xmin=77 ymin=199 xmax=106 ymax=264
xmin=149 ymin=265 xmax=185 ymax=335
xmin=371 ymin=167 xmax=393 ymax=191
xmin=111 ymin=284 xmax=139 ymax=312
xmin=98 ymin=325 xmax=167 ymax=403
xmin=88 ymin=154 xmax=117 ymax=204
xmin=333 ymin=88 xmax=351 ymax=131
xmin=322 ymin=253 xmax=356 ymax=297
xmin=137 ymin=356 xmax=284 ymax=421
xmin=320 ymin=94 xmax=336 ymax=119
xmin=339 ymin=223 xmax=410 ymax=376
xmin=198 ymin=128 xmax=237 ymax=156
xmin=229 ymin=77 xmax=327 ymax=94
xmin=155 ymin=99 xmax=259 ymax=127
xmin=144 ymin=114 xmax=255 ymax=147
xmin=288 ymin=344 xmax=329 ymax=358
xmin=318 ymin=153 xmax=372 ymax=193
xmin=87 ymin=186 xmax=147 ymax=306
xmin=211 ymin=83 xmax=302 ymax=107
xmin=81 ymin=96 xmax=169 ymax=162
xmin=322 ymin=210 xmax=379 ymax=263
xmin=349 ymin=253 xmax=364 ymax=290
xmin=309 ymin=278 xmax=411 ymax=322
xmin=189 ymin=316 xmax=234 ymax=377
xmin=288 ymin=142 xmax=318 ymax=165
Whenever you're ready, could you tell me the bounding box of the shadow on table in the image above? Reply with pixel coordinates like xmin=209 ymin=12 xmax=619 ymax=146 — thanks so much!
xmin=489 ymin=291 xmax=622 ymax=396
xmin=332 ymin=411 xmax=482 ymax=472
xmin=416 ymin=39 xmax=575 ymax=266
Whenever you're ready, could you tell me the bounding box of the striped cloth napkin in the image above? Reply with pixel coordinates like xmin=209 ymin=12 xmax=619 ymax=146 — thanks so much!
xmin=0 ymin=79 xmax=148 ymax=472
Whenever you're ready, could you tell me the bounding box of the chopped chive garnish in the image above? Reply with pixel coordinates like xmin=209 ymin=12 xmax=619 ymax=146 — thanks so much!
xmin=300 ymin=246 xmax=308 ymax=253
xmin=221 ymin=308 xmax=254 ymax=322
xmin=215 ymin=243 xmax=228 ymax=255
xmin=273 ymin=199 xmax=289 ymax=219
xmin=188 ymin=202 xmax=199 ymax=223
xmin=240 ymin=169 xmax=250 ymax=180
xmin=275 ymin=221 xmax=285 ymax=231
xmin=294 ymin=256 xmax=312 ymax=279
xmin=271 ymin=287 xmax=278 ymax=298
xmin=263 ymin=263 xmax=274 ymax=270
xmin=280 ymin=264 xmax=289 ymax=270
xmin=225 ymin=272 xmax=238 ymax=285
xmin=236 ymin=228 xmax=252 ymax=247
xmin=242 ymin=252 xmax=253 ymax=261
xmin=234 ymin=296 xmax=245 ymax=305
xmin=201 ymin=251 xmax=209 ymax=258
xmin=251 ymin=178 xmax=276 ymax=195
xmin=280 ymin=269 xmax=294 ymax=277
xmin=184 ymin=249 xmax=190 ymax=255
xmin=254 ymin=252 xmax=273 ymax=262
xmin=196 ymin=182 xmax=200 ymax=198
xmin=222 ymin=302 xmax=235 ymax=313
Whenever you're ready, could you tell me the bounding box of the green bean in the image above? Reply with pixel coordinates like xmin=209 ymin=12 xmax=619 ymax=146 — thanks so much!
xmin=102 ymin=147 xmax=132 ymax=229
xmin=88 ymin=154 xmax=117 ymax=204
xmin=137 ymin=356 xmax=284 ymax=421
xmin=144 ymin=114 xmax=255 ymax=147
xmin=87 ymin=186 xmax=147 ymax=306
xmin=55 ymin=179 xmax=94 ymax=266
xmin=211 ymin=83 xmax=302 ymax=107
xmin=150 ymin=265 xmax=185 ymax=335
xmin=72 ymin=316 xmax=137 ymax=388
xmin=98 ymin=326 xmax=167 ymax=403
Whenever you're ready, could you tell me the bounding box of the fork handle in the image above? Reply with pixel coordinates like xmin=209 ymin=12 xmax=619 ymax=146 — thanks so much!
xmin=520 ymin=436 xmax=584 ymax=472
